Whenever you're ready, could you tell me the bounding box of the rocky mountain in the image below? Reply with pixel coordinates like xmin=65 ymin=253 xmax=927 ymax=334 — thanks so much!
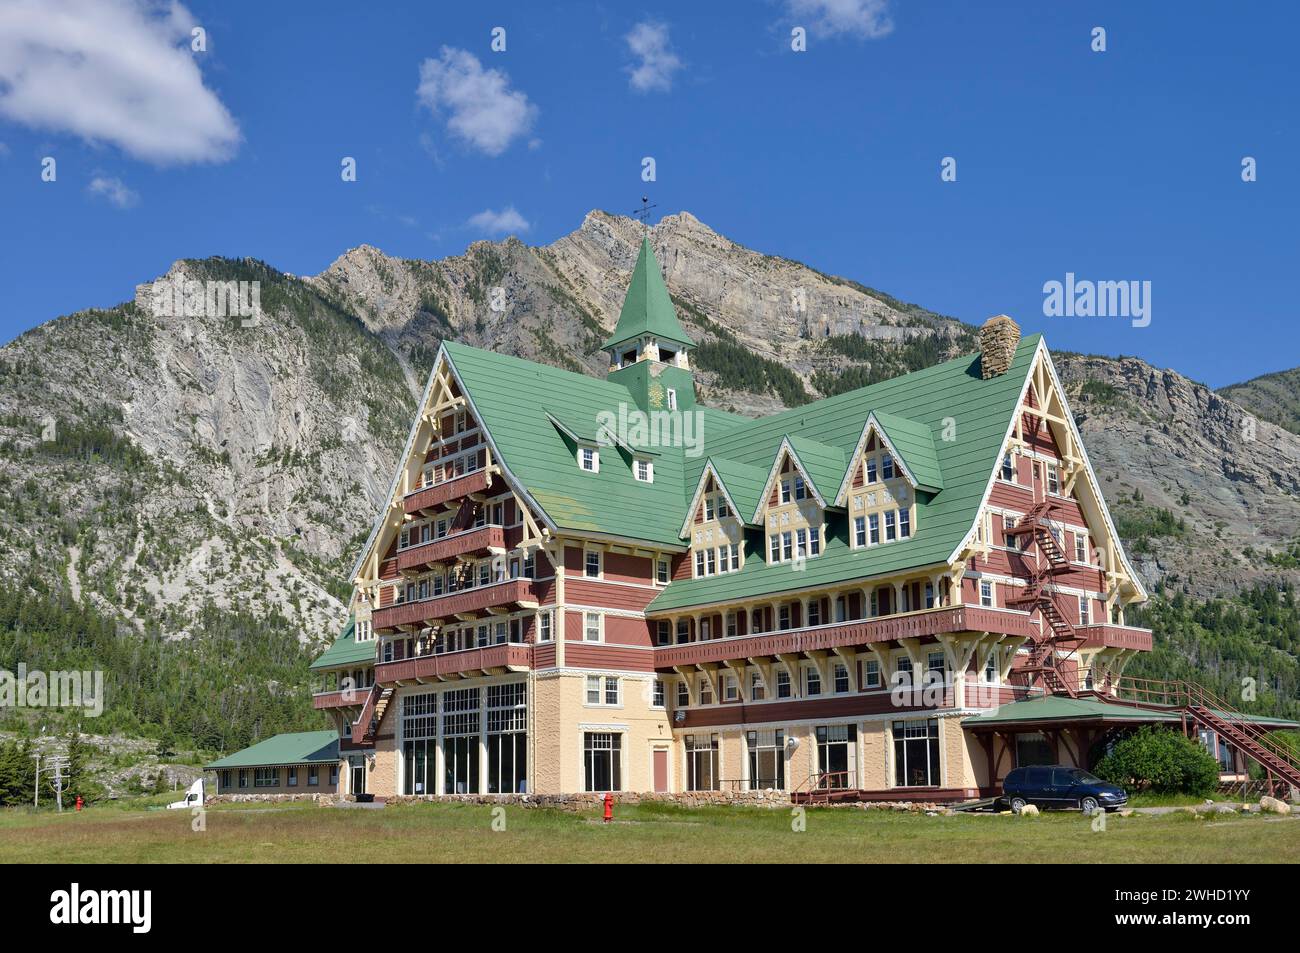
xmin=0 ymin=210 xmax=1296 ymax=645
xmin=1220 ymin=367 xmax=1300 ymax=437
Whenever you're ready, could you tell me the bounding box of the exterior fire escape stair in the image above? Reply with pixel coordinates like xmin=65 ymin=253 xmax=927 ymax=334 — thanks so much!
xmin=351 ymin=684 xmax=394 ymax=745
xmin=1005 ymin=500 xmax=1084 ymax=697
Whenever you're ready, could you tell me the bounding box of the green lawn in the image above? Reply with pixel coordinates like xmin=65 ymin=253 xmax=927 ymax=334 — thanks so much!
xmin=2 ymin=800 xmax=1298 ymax=863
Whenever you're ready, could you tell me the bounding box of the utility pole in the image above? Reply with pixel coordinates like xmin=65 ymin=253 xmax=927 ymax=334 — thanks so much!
xmin=32 ymin=752 xmax=39 ymax=808
xmin=46 ymin=755 xmax=70 ymax=812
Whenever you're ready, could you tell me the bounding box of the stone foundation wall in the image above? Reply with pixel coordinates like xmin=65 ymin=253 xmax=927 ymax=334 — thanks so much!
xmin=205 ymin=793 xmax=338 ymax=805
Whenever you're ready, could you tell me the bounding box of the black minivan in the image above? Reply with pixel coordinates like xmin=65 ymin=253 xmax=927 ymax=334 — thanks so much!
xmin=998 ymin=766 xmax=1128 ymax=814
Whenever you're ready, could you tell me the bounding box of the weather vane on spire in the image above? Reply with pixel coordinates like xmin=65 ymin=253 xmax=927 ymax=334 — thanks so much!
xmin=631 ymin=196 xmax=657 ymax=231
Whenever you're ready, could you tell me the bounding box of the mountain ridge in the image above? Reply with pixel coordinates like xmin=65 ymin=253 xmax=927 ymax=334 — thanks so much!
xmin=0 ymin=210 xmax=1296 ymax=646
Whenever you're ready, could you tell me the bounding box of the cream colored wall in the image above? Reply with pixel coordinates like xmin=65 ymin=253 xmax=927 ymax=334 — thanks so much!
xmin=537 ymin=671 xmax=674 ymax=794
xmin=942 ymin=717 xmax=980 ymax=789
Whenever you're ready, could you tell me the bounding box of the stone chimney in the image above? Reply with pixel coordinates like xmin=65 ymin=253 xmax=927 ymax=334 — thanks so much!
xmin=979 ymin=315 xmax=1020 ymax=379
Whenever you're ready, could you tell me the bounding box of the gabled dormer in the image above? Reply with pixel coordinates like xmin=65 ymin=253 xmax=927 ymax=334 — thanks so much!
xmin=836 ymin=412 xmax=939 ymax=550
xmin=753 ymin=436 xmax=843 ymax=565
xmin=605 ymin=237 xmax=697 ymax=413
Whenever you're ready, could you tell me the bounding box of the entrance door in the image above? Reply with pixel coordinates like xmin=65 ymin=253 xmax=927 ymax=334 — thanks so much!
xmin=350 ymin=757 xmax=366 ymax=796
xmin=815 ymin=725 xmax=857 ymax=788
xmin=652 ymin=748 xmax=669 ymax=793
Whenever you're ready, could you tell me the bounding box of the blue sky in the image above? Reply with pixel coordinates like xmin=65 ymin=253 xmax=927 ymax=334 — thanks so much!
xmin=0 ymin=0 xmax=1296 ymax=387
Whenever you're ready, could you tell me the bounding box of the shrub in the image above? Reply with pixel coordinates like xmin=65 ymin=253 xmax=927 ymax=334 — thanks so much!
xmin=1094 ymin=726 xmax=1220 ymax=796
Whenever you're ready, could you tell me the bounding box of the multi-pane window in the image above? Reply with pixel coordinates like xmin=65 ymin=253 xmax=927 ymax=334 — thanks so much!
xmin=805 ymin=666 xmax=822 ymax=696
xmin=725 ymin=612 xmax=738 ymax=638
xmin=656 ymin=559 xmax=670 ymax=584
xmin=899 ymin=510 xmax=911 ymax=538
xmin=854 ymin=516 xmax=866 ymax=547
xmin=656 ymin=620 xmax=671 ymax=646
xmin=584 ymin=611 xmax=601 ymax=642
xmin=776 ymin=669 xmax=792 ymax=698
xmin=864 ymin=658 xmax=881 ymax=688
xmin=980 ymin=580 xmax=994 ymax=607
xmin=1001 ymin=452 xmax=1015 ymax=482
xmin=1079 ymin=595 xmax=1091 ymax=626
xmin=652 ymin=679 xmax=666 ymax=708
xmin=833 ymin=663 xmax=850 ymax=694
xmin=635 ymin=459 xmax=653 ymax=483
xmin=747 ymin=729 xmax=785 ymax=790
xmin=780 ymin=479 xmax=792 ymax=504
xmin=580 ymin=447 xmax=599 ymax=472
xmin=927 ymin=652 xmax=946 ymax=679
xmin=537 ymin=610 xmax=552 ymax=642
xmin=585 ymin=551 xmax=600 ymax=578
xmin=685 ymin=733 xmax=719 ymax=791
xmin=882 ymin=455 xmax=895 ymax=480
xmin=807 ymin=600 xmax=821 ymax=627
xmin=585 ymin=674 xmax=619 ymax=706
xmin=778 ymin=604 xmax=791 ymax=630
xmin=402 ymin=692 xmax=438 ymax=796
xmin=677 ymin=680 xmax=690 ymax=707
xmin=750 ymin=671 xmax=765 ymax=700
xmin=794 ymin=474 xmax=807 ymax=500
xmin=284 ymin=767 xmax=296 ymax=787
xmin=1047 ymin=464 xmax=1060 ymax=494
xmin=1075 ymin=534 xmax=1087 ymax=563
xmin=583 ymin=733 xmax=621 ymax=792
xmin=444 ymin=688 xmax=481 ymax=795
xmin=893 ymin=719 xmax=941 ymax=787
xmin=308 ymin=766 xmax=319 ymax=786
xmin=698 ymin=675 xmax=714 ymax=705
xmin=238 ymin=769 xmax=248 ymax=789
xmin=486 ymin=683 xmax=527 ymax=795
xmin=676 ymin=619 xmax=690 ymax=644
xmin=884 ymin=511 xmax=897 ymax=542
xmin=254 ymin=767 xmax=276 ymax=788
xmin=722 ymin=674 xmax=738 ymax=702
xmin=865 ymin=459 xmax=878 ymax=484
xmin=869 ymin=513 xmax=880 ymax=544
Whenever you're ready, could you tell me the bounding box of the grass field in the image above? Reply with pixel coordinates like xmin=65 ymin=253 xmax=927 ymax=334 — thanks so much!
xmin=2 ymin=799 xmax=1298 ymax=863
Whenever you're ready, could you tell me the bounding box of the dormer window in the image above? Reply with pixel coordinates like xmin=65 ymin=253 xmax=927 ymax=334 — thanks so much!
xmin=865 ymin=459 xmax=878 ymax=484
xmin=703 ymin=496 xmax=714 ymax=520
xmin=881 ymin=455 xmax=895 ymax=480
xmin=794 ymin=475 xmax=807 ymax=500
xmin=635 ymin=458 xmax=654 ymax=483
xmin=580 ymin=447 xmax=599 ymax=472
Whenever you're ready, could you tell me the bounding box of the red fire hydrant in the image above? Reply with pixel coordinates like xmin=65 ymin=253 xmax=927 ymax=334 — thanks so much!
xmin=602 ymin=791 xmax=613 ymax=823
xmin=75 ymin=796 xmax=83 ymax=812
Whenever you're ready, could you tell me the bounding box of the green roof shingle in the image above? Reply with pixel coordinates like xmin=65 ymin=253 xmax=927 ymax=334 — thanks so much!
xmin=602 ymin=237 xmax=696 ymax=351
xmin=310 ymin=616 xmax=372 ymax=671
xmin=206 ymin=730 xmax=339 ymax=770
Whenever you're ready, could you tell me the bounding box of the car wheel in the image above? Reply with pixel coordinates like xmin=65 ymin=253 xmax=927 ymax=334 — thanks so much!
xmin=1080 ymin=796 xmax=1100 ymax=815
xmin=1010 ymin=797 xmax=1027 ymax=814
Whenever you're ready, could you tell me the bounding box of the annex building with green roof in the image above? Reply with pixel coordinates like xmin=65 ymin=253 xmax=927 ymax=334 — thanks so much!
xmin=273 ymin=235 xmax=1300 ymax=804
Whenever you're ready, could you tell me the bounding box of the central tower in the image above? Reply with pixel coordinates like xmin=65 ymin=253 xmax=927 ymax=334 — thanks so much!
xmin=604 ymin=236 xmax=697 ymax=412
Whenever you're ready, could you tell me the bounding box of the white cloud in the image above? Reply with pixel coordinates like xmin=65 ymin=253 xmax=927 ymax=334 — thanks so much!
xmin=0 ymin=0 xmax=240 ymax=164
xmin=87 ymin=175 xmax=139 ymax=209
xmin=787 ymin=0 xmax=894 ymax=39
xmin=625 ymin=21 xmax=683 ymax=93
xmin=416 ymin=47 xmax=537 ymax=157
xmin=467 ymin=206 xmax=530 ymax=236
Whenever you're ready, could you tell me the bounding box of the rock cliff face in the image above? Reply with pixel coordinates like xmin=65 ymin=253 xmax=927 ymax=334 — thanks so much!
xmin=0 ymin=211 xmax=1294 ymax=641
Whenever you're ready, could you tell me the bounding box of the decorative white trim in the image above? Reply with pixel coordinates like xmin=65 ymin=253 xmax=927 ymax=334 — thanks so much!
xmin=833 ymin=412 xmax=926 ymax=506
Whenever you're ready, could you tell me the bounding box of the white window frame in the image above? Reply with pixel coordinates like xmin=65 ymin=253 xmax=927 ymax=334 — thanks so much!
xmin=580 ymin=446 xmax=600 ymax=472
xmin=980 ymin=580 xmax=994 ymax=608
xmin=584 ymin=549 xmax=602 ymax=579
xmin=583 ymin=611 xmax=602 ymax=642
xmin=635 ymin=458 xmax=654 ymax=483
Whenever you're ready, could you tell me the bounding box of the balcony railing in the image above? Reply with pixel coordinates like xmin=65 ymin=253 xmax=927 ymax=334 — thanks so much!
xmin=376 ymin=642 xmax=531 ymax=683
xmin=373 ymin=578 xmax=538 ymax=631
xmin=654 ymin=604 xmax=1035 ymax=669
xmin=1074 ymin=622 xmax=1153 ymax=652
xmin=403 ymin=469 xmax=492 ymax=514
xmin=396 ymin=525 xmax=505 ymax=571
xmin=312 ymin=688 xmax=369 ymax=710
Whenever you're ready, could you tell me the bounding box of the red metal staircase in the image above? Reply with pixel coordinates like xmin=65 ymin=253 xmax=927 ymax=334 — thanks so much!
xmin=1108 ymin=677 xmax=1300 ymax=796
xmin=1005 ymin=500 xmax=1086 ymax=697
xmin=351 ymin=684 xmax=393 ymax=745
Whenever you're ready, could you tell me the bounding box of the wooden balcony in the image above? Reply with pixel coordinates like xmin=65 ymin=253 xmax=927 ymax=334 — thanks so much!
xmin=395 ymin=525 xmax=504 ymax=571
xmin=1075 ymin=623 xmax=1153 ymax=652
xmin=311 ymin=688 xmax=370 ymax=710
xmin=403 ymin=470 xmax=492 ymax=514
xmin=373 ymin=578 xmax=538 ymax=632
xmin=376 ymin=643 xmax=531 ymax=683
xmin=654 ymin=604 xmax=1036 ymax=670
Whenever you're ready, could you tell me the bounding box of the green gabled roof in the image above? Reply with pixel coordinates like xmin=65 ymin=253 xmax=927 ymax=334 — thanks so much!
xmin=310 ymin=616 xmax=373 ymax=671
xmin=871 ymin=410 xmax=943 ymax=492
xmin=707 ymin=456 xmax=770 ymax=527
xmin=206 ymin=731 xmax=339 ymax=770
xmin=785 ymin=434 xmax=848 ymax=506
xmin=447 ymin=342 xmax=705 ymax=546
xmin=602 ymin=238 xmax=696 ymax=351
xmin=646 ymin=336 xmax=1040 ymax=612
xmin=964 ymin=696 xmax=1300 ymax=729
